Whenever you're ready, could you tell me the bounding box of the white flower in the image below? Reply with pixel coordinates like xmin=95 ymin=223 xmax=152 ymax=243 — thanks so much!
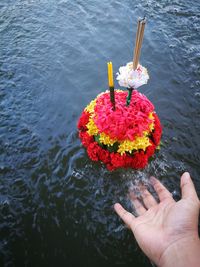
xmin=116 ymin=62 xmax=149 ymax=89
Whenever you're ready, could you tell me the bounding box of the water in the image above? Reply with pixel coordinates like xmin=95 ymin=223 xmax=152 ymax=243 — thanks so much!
xmin=0 ymin=0 xmax=200 ymax=266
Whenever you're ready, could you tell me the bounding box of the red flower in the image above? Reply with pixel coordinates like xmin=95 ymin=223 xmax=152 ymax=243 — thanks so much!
xmin=105 ymin=151 xmax=149 ymax=171
xmin=87 ymin=142 xmax=100 ymax=161
xmin=106 ymin=163 xmax=116 ymax=171
xmin=79 ymin=132 xmax=94 ymax=147
xmin=110 ymin=153 xmax=126 ymax=168
xmin=152 ymin=113 xmax=162 ymax=146
xmin=106 ymin=153 xmax=132 ymax=171
xmin=77 ymin=111 xmax=90 ymax=131
xmin=124 ymin=154 xmax=134 ymax=168
xmin=146 ymin=141 xmax=156 ymax=158
xmin=98 ymin=148 xmax=111 ymax=164
xmin=131 ymin=151 xmax=148 ymax=169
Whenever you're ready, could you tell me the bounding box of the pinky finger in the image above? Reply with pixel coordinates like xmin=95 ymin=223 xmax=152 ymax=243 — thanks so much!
xmin=114 ymin=203 xmax=135 ymax=229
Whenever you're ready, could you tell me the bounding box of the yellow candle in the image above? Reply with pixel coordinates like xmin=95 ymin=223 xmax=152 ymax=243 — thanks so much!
xmin=107 ymin=62 xmax=111 ymax=87
xmin=107 ymin=62 xmax=114 ymax=87
xmin=107 ymin=62 xmax=115 ymax=110
xmin=110 ymin=62 xmax=114 ymax=87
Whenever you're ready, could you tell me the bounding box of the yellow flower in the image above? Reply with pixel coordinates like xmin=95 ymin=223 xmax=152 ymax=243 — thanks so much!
xmin=115 ymin=89 xmax=123 ymax=93
xmin=117 ymin=135 xmax=151 ymax=155
xmin=148 ymin=112 xmax=154 ymax=131
xmin=99 ymin=132 xmax=117 ymax=146
xmin=149 ymin=123 xmax=154 ymax=132
xmin=149 ymin=112 xmax=154 ymax=120
xmin=86 ymin=118 xmax=99 ymax=136
xmin=143 ymin=130 xmax=149 ymax=136
xmin=85 ymin=99 xmax=96 ymax=114
xmin=156 ymin=144 xmax=161 ymax=150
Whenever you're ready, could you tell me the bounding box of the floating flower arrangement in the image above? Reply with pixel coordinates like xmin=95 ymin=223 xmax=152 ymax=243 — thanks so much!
xmin=77 ymin=17 xmax=162 ymax=171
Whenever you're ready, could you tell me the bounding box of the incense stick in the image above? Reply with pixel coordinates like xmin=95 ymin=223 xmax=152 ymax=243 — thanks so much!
xmin=133 ymin=18 xmax=146 ymax=70
xmin=134 ymin=19 xmax=146 ymax=69
xmin=133 ymin=18 xmax=142 ymax=70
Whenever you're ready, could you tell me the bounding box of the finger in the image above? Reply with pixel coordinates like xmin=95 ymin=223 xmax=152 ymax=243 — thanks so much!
xmin=132 ymin=198 xmax=147 ymax=215
xmin=114 ymin=203 xmax=135 ymax=228
xmin=150 ymin=176 xmax=173 ymax=202
xmin=141 ymin=189 xmax=158 ymax=209
xmin=129 ymin=192 xmax=147 ymax=215
xmin=181 ymin=172 xmax=199 ymax=201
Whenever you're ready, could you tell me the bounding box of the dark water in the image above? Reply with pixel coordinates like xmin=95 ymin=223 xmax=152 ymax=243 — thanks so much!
xmin=0 ymin=0 xmax=200 ymax=266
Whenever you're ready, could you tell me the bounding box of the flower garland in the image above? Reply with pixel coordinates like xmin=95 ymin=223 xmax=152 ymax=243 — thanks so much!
xmin=77 ymin=90 xmax=162 ymax=171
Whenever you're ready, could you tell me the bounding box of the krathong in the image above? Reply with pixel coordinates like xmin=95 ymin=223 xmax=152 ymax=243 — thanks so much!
xmin=77 ymin=17 xmax=162 ymax=171
xmin=77 ymin=90 xmax=162 ymax=171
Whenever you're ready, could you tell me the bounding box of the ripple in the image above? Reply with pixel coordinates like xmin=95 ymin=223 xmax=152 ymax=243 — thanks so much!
xmin=0 ymin=0 xmax=200 ymax=266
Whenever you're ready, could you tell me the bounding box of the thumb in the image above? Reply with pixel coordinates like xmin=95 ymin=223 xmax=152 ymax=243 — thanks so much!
xmin=181 ymin=172 xmax=199 ymax=202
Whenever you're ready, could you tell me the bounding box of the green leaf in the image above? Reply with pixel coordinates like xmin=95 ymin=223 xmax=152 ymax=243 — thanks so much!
xmin=106 ymin=142 xmax=119 ymax=153
xmin=94 ymin=134 xmax=100 ymax=143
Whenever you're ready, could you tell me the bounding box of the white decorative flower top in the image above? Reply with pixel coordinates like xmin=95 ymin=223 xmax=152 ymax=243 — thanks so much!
xmin=116 ymin=62 xmax=149 ymax=89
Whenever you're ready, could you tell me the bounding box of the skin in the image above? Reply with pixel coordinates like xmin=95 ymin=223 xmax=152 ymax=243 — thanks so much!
xmin=114 ymin=172 xmax=200 ymax=267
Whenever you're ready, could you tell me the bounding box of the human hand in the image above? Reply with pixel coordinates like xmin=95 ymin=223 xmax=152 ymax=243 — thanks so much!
xmin=114 ymin=172 xmax=200 ymax=267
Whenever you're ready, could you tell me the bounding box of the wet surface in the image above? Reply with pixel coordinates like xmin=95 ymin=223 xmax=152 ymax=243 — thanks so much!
xmin=0 ymin=0 xmax=200 ymax=266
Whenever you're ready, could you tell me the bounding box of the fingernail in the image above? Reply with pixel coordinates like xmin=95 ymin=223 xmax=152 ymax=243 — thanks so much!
xmin=114 ymin=203 xmax=120 ymax=210
xmin=183 ymin=172 xmax=190 ymax=181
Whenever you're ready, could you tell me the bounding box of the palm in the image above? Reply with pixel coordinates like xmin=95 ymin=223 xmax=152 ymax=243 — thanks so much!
xmin=133 ymin=199 xmax=197 ymax=262
xmin=114 ymin=173 xmax=200 ymax=265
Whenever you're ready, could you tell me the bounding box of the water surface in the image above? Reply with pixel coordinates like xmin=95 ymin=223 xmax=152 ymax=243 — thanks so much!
xmin=0 ymin=0 xmax=200 ymax=266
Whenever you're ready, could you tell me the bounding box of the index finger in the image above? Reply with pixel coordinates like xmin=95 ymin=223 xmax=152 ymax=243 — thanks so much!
xmin=114 ymin=203 xmax=135 ymax=229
